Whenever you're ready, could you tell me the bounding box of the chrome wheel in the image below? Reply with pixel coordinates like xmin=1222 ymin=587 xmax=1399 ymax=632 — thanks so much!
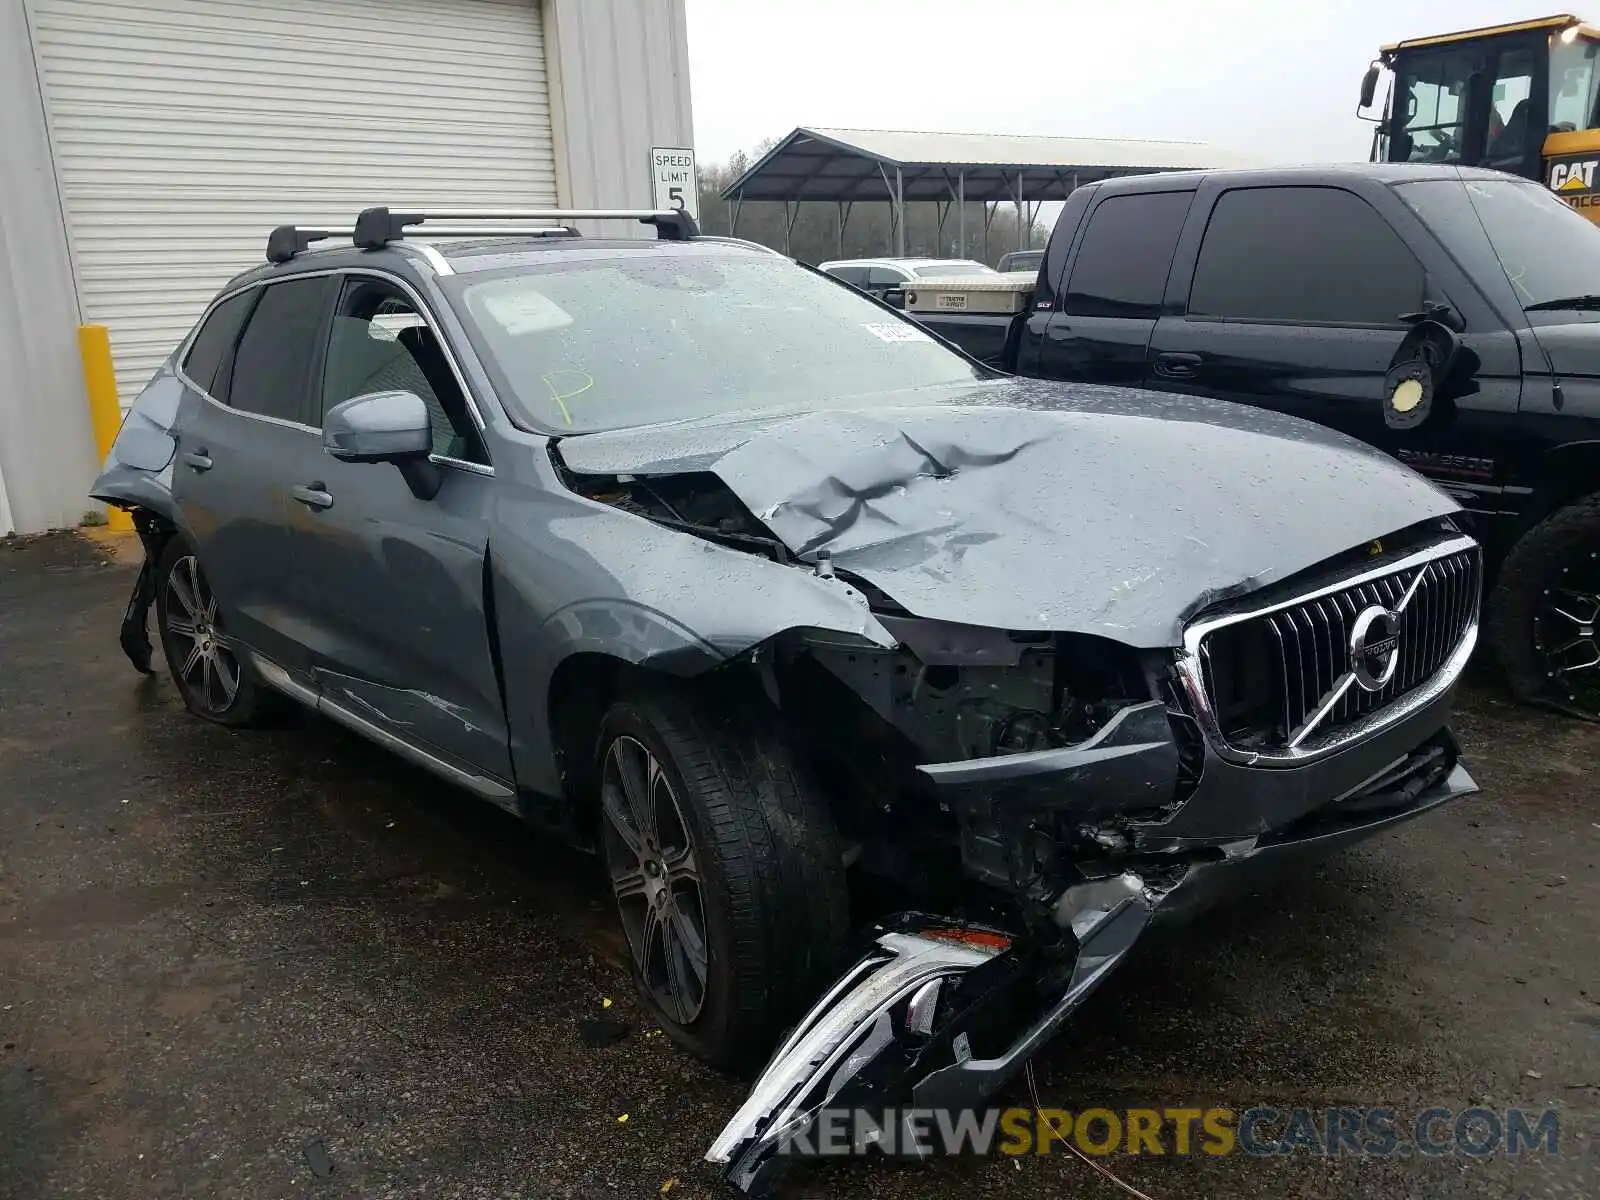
xmin=1534 ymin=550 xmax=1600 ymax=715
xmin=600 ymin=735 xmax=709 ymax=1025
xmin=164 ymin=554 xmax=239 ymax=714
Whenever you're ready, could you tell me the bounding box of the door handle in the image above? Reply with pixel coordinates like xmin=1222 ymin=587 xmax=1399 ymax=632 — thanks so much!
xmin=1153 ymin=352 xmax=1203 ymax=380
xmin=291 ymin=482 xmax=334 ymax=511
xmin=180 ymin=449 xmax=213 ymax=472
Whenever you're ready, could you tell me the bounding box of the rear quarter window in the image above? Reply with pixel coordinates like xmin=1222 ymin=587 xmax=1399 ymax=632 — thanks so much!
xmin=181 ymin=289 xmax=256 ymax=397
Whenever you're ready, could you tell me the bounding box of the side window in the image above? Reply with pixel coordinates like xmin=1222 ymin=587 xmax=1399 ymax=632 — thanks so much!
xmin=866 ymin=266 xmax=907 ymax=289
xmin=1061 ymin=192 xmax=1192 ymax=318
xmin=181 ymin=289 xmax=256 ymax=398
xmin=322 ymin=278 xmax=487 ymax=464
xmin=1485 ymin=47 xmax=1538 ymax=168
xmin=225 ymin=276 xmax=336 ymax=423
xmin=1395 ymin=47 xmax=1474 ymax=162
xmin=829 ymin=265 xmax=869 ymax=288
xmin=1189 ymin=188 xmax=1425 ymax=325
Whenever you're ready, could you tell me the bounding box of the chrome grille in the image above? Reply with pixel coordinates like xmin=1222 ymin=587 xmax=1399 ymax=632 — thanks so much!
xmin=1186 ymin=539 xmax=1481 ymax=761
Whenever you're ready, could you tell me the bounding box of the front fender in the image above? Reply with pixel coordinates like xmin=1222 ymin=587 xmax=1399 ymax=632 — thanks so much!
xmin=489 ymin=486 xmax=895 ymax=799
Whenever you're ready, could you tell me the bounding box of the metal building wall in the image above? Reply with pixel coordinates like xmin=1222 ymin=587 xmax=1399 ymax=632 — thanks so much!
xmin=0 ymin=0 xmax=96 ymax=535
xmin=32 ymin=0 xmax=564 ymax=410
xmin=543 ymin=0 xmax=695 ymax=225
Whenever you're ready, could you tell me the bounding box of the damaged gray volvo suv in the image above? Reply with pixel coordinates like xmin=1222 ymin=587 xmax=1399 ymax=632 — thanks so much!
xmin=95 ymin=208 xmax=1480 ymax=1191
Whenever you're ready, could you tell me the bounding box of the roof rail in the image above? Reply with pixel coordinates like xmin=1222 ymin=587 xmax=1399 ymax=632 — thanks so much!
xmin=352 ymin=206 xmax=700 ymax=249
xmin=266 ymin=225 xmax=355 ymax=264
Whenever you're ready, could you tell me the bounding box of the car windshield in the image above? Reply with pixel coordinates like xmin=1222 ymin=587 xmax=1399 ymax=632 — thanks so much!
xmin=1397 ymin=176 xmax=1600 ymax=310
xmin=913 ymin=261 xmax=995 ymax=277
xmin=445 ymin=251 xmax=986 ymax=433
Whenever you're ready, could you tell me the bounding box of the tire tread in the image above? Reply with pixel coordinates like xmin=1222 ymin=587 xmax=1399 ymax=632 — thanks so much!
xmin=1486 ymin=493 xmax=1600 ymax=715
xmin=606 ymin=678 xmax=849 ymax=1070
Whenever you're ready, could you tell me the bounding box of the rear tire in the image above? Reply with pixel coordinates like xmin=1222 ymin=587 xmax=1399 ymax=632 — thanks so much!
xmin=594 ymin=679 xmax=849 ymax=1072
xmin=153 ymin=537 xmax=282 ymax=727
xmin=1486 ymin=494 xmax=1600 ymax=718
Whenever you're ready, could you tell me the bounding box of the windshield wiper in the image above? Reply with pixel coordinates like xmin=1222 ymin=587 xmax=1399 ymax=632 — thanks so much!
xmin=1524 ymin=294 xmax=1600 ymax=312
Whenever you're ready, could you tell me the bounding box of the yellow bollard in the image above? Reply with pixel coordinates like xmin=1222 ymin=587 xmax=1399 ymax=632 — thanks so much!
xmin=78 ymin=324 xmax=133 ymax=532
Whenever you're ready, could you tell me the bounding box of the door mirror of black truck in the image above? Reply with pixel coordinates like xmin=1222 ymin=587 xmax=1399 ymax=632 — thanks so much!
xmin=1359 ymin=63 xmax=1380 ymax=111
xmin=881 ymin=288 xmax=906 ymax=310
xmin=1400 ymin=297 xmax=1464 ymax=334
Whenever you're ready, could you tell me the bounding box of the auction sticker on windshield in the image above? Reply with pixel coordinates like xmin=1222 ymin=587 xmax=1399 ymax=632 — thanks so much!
xmin=481 ymin=288 xmax=572 ymax=335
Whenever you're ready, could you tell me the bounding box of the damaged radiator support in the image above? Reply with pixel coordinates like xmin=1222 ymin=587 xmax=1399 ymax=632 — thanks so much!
xmin=704 ymin=873 xmax=1170 ymax=1194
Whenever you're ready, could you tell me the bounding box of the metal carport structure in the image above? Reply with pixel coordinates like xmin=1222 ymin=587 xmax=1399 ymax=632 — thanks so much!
xmin=719 ymin=126 xmax=1255 ymax=257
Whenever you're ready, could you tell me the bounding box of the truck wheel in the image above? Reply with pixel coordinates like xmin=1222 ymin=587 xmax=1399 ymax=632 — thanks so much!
xmin=594 ymin=681 xmax=849 ymax=1072
xmin=1486 ymin=494 xmax=1600 ymax=718
xmin=153 ymin=537 xmax=282 ymax=727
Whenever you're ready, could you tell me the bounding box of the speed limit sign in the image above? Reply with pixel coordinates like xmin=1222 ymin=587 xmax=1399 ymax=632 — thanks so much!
xmin=649 ymin=147 xmax=699 ymax=221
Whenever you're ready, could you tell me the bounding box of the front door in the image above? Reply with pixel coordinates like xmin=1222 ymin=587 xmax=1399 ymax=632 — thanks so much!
xmin=281 ymin=272 xmax=512 ymax=785
xmin=1145 ymin=182 xmax=1526 ymax=525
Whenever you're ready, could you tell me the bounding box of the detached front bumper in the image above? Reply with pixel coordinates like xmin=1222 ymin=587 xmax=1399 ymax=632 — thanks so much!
xmin=707 ymin=721 xmax=1477 ymax=1193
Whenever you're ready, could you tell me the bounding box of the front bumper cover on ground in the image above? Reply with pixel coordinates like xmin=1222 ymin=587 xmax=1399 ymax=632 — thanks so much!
xmin=705 ymin=757 xmax=1477 ymax=1193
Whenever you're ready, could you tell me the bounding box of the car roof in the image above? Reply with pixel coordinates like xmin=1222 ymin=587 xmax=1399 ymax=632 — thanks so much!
xmin=1089 ymin=162 xmax=1525 ymax=197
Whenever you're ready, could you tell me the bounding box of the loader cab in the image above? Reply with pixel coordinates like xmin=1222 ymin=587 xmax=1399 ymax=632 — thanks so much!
xmin=1365 ymin=15 xmax=1600 ymax=219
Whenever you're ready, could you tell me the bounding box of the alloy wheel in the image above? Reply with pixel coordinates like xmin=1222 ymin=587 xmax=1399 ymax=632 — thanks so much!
xmin=164 ymin=554 xmax=240 ymax=714
xmin=600 ymin=734 xmax=710 ymax=1025
xmin=1533 ymin=551 xmax=1600 ymax=717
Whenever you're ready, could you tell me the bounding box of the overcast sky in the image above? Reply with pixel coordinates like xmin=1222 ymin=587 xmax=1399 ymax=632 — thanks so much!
xmin=685 ymin=0 xmax=1538 ymax=167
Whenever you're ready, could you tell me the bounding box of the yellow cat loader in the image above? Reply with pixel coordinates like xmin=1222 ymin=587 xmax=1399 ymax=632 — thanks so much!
xmin=1362 ymin=13 xmax=1600 ymax=220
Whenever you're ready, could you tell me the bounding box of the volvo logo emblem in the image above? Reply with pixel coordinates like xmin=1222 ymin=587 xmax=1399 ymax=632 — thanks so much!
xmin=1348 ymin=605 xmax=1402 ymax=692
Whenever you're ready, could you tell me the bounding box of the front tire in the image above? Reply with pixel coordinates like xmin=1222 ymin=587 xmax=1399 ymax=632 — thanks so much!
xmin=153 ymin=538 xmax=280 ymax=727
xmin=594 ymin=681 xmax=849 ymax=1072
xmin=1486 ymin=494 xmax=1600 ymax=718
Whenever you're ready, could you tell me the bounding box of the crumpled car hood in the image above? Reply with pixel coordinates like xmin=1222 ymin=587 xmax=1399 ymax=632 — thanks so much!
xmin=555 ymin=379 xmax=1458 ymax=647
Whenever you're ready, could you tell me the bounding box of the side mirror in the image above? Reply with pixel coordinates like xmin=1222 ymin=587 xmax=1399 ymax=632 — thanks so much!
xmin=882 ymin=288 xmax=907 ymax=310
xmin=1359 ymin=64 xmax=1380 ymax=110
xmin=323 ymin=390 xmax=440 ymax=500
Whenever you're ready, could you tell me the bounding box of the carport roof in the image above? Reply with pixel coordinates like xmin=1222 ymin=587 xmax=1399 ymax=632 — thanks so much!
xmin=719 ymin=126 xmax=1256 ymax=203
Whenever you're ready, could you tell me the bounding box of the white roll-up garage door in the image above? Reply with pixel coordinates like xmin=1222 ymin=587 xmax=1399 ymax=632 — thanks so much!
xmin=28 ymin=0 xmax=558 ymax=406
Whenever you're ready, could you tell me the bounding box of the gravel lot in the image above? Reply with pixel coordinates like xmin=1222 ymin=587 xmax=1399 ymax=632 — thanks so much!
xmin=2 ymin=531 xmax=1595 ymax=1199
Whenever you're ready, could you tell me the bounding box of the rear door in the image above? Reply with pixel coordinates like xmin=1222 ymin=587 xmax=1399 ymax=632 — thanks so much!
xmin=278 ymin=271 xmax=513 ymax=786
xmin=171 ymin=274 xmax=336 ymax=674
xmin=1033 ymin=189 xmax=1192 ymax=385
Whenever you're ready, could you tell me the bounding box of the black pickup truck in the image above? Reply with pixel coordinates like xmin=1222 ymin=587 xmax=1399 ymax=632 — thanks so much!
xmin=912 ymin=163 xmax=1600 ymax=718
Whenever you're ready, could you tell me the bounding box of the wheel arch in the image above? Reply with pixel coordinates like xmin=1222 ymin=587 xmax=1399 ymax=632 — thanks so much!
xmin=542 ymin=649 xmax=775 ymax=845
xmin=1528 ymin=440 xmax=1600 ymax=527
xmin=545 ymin=650 xmax=632 ymax=844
